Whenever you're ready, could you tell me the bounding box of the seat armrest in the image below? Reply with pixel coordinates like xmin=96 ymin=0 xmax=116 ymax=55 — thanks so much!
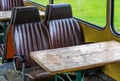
xmin=13 ymin=55 xmax=25 ymax=81
xmin=13 ymin=55 xmax=25 ymax=72
xmin=13 ymin=55 xmax=25 ymax=62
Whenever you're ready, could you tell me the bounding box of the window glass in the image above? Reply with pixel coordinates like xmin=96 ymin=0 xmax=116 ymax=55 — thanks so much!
xmin=54 ymin=0 xmax=106 ymax=27
xmin=30 ymin=0 xmax=48 ymax=6
xmin=114 ymin=0 xmax=120 ymax=32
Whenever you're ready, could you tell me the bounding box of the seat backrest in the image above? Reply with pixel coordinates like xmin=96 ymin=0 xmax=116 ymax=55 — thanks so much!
xmin=44 ymin=4 xmax=84 ymax=48
xmin=4 ymin=6 xmax=46 ymax=68
xmin=10 ymin=7 xmax=50 ymax=69
xmin=0 ymin=0 xmax=24 ymax=11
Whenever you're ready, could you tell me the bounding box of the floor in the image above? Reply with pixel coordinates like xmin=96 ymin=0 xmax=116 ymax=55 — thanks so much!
xmin=0 ymin=63 xmax=116 ymax=81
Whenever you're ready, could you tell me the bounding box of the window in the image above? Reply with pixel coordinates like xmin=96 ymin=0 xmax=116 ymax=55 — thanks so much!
xmin=30 ymin=0 xmax=48 ymax=6
xmin=114 ymin=0 xmax=120 ymax=32
xmin=54 ymin=0 xmax=106 ymax=27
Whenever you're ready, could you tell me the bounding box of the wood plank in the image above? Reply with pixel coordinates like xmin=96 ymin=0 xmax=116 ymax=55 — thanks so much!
xmin=30 ymin=41 xmax=120 ymax=75
xmin=0 ymin=11 xmax=11 ymax=21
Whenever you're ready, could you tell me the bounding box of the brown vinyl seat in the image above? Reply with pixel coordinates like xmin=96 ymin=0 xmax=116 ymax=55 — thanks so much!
xmin=4 ymin=6 xmax=54 ymax=81
xmin=44 ymin=4 xmax=84 ymax=49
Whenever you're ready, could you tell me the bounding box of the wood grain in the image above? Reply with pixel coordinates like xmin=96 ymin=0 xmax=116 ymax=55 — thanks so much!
xmin=30 ymin=41 xmax=120 ymax=75
xmin=0 ymin=11 xmax=11 ymax=21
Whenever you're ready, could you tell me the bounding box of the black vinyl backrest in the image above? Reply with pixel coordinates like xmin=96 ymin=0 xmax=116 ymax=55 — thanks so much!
xmin=44 ymin=4 xmax=72 ymax=21
xmin=11 ymin=6 xmax=40 ymax=24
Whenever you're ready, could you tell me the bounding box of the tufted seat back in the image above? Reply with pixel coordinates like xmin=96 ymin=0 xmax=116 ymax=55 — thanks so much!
xmin=44 ymin=4 xmax=84 ymax=48
xmin=0 ymin=0 xmax=24 ymax=11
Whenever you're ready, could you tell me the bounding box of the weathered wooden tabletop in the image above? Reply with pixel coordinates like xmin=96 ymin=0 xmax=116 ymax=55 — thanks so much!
xmin=30 ymin=41 xmax=120 ymax=75
xmin=0 ymin=11 xmax=11 ymax=21
xmin=0 ymin=10 xmax=45 ymax=21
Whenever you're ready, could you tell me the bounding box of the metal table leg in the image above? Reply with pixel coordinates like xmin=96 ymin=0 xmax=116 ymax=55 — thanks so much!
xmin=76 ymin=70 xmax=85 ymax=81
xmin=54 ymin=70 xmax=85 ymax=81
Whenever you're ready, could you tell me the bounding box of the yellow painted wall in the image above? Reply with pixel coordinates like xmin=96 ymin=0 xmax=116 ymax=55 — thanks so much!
xmin=79 ymin=22 xmax=120 ymax=81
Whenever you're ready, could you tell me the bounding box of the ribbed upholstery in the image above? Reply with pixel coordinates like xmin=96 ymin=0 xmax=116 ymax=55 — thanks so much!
xmin=12 ymin=7 xmax=41 ymax=65
xmin=4 ymin=6 xmax=41 ymax=60
xmin=49 ymin=19 xmax=84 ymax=48
xmin=0 ymin=0 xmax=24 ymax=11
xmin=4 ymin=7 xmax=54 ymax=81
xmin=13 ymin=22 xmax=54 ymax=81
xmin=14 ymin=22 xmax=50 ymax=68
xmin=44 ymin=4 xmax=84 ymax=48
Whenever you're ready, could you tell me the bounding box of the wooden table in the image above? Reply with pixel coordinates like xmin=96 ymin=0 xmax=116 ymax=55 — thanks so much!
xmin=0 ymin=10 xmax=45 ymax=21
xmin=30 ymin=41 xmax=120 ymax=81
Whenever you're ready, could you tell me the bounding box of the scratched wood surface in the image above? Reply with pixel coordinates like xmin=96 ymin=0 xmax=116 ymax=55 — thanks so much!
xmin=0 ymin=11 xmax=11 ymax=21
xmin=0 ymin=10 xmax=45 ymax=21
xmin=30 ymin=41 xmax=120 ymax=75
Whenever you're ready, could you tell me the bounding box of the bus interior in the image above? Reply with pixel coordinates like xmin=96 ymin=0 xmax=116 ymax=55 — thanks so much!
xmin=0 ymin=0 xmax=120 ymax=81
